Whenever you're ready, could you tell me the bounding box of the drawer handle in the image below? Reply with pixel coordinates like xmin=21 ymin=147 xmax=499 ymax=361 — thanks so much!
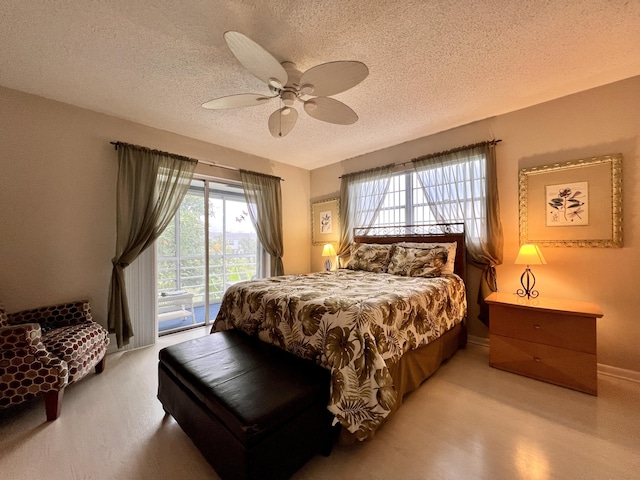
xmin=533 ymin=357 xmax=541 ymax=362
xmin=533 ymin=324 xmax=541 ymax=330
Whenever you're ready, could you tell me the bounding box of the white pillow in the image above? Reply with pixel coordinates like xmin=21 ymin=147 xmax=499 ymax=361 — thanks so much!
xmin=396 ymin=242 xmax=457 ymax=275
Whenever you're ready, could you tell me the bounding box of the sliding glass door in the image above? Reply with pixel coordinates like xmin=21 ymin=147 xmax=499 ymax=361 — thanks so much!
xmin=157 ymin=179 xmax=261 ymax=334
xmin=208 ymin=185 xmax=261 ymax=302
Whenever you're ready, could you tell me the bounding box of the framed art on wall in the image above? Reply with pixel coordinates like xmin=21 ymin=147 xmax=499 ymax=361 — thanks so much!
xmin=311 ymin=198 xmax=340 ymax=245
xmin=545 ymin=181 xmax=589 ymax=227
xmin=519 ymin=154 xmax=623 ymax=247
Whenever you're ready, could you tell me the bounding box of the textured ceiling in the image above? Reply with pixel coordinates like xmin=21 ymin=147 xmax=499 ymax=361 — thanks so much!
xmin=2 ymin=1 xmax=640 ymax=170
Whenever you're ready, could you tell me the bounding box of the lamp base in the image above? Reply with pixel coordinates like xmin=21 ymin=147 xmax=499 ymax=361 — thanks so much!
xmin=324 ymin=258 xmax=332 ymax=271
xmin=516 ymin=266 xmax=539 ymax=299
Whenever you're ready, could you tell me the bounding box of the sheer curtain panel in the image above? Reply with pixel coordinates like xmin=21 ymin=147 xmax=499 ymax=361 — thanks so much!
xmin=240 ymin=170 xmax=284 ymax=276
xmin=337 ymin=164 xmax=395 ymax=264
xmin=108 ymin=143 xmax=197 ymax=348
xmin=412 ymin=143 xmax=503 ymax=325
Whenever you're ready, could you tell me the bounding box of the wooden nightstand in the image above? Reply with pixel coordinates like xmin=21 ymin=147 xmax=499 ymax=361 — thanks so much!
xmin=485 ymin=292 xmax=603 ymax=395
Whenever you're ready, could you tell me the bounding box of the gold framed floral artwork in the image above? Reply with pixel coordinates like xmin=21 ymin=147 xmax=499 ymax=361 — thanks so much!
xmin=311 ymin=198 xmax=340 ymax=245
xmin=519 ymin=154 xmax=622 ymax=247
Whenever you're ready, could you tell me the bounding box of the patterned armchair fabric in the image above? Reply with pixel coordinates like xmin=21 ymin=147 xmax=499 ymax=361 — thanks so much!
xmin=0 ymin=300 xmax=109 ymax=420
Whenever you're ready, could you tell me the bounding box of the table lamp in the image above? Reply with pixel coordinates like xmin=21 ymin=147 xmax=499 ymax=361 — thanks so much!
xmin=515 ymin=244 xmax=546 ymax=299
xmin=322 ymin=244 xmax=337 ymax=271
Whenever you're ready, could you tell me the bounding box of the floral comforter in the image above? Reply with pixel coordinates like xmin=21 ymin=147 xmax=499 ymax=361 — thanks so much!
xmin=212 ymin=269 xmax=467 ymax=440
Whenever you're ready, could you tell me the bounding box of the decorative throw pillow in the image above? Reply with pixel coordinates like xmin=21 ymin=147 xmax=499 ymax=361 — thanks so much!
xmin=387 ymin=245 xmax=448 ymax=277
xmin=397 ymin=242 xmax=457 ymax=275
xmin=345 ymin=243 xmax=394 ymax=273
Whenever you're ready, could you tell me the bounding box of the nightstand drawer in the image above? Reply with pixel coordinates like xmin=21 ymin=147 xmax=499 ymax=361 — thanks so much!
xmin=490 ymin=305 xmax=596 ymax=354
xmin=490 ymin=334 xmax=597 ymax=394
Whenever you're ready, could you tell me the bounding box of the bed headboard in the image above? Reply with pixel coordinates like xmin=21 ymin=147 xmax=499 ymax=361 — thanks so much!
xmin=352 ymin=223 xmax=466 ymax=279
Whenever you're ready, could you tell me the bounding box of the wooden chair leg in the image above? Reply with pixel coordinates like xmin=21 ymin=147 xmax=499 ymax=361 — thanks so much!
xmin=44 ymin=389 xmax=64 ymax=421
xmin=95 ymin=355 xmax=106 ymax=374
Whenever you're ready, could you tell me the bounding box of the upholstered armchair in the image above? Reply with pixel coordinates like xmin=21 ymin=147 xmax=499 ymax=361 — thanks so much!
xmin=0 ymin=300 xmax=110 ymax=420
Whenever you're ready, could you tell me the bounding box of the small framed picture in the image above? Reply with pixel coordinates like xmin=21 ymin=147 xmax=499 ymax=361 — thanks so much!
xmin=311 ymin=198 xmax=340 ymax=245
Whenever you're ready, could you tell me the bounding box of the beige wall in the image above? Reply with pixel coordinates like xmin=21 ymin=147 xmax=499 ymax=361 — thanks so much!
xmin=0 ymin=86 xmax=311 ymax=329
xmin=310 ymin=75 xmax=640 ymax=373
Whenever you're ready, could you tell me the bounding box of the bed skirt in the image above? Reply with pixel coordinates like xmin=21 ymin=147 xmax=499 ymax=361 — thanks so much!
xmin=339 ymin=319 xmax=467 ymax=444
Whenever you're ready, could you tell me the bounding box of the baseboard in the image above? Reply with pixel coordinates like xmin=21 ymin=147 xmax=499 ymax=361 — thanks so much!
xmin=470 ymin=334 xmax=640 ymax=384
xmin=597 ymin=363 xmax=640 ymax=384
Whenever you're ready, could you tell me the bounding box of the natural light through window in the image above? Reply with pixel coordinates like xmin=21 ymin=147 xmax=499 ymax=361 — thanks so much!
xmin=364 ymin=153 xmax=486 ymax=240
xmin=157 ymin=179 xmax=261 ymax=332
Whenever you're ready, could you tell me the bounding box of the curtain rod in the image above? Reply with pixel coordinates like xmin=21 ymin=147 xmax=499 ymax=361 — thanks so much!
xmin=338 ymin=139 xmax=502 ymax=178
xmin=109 ymin=141 xmax=284 ymax=181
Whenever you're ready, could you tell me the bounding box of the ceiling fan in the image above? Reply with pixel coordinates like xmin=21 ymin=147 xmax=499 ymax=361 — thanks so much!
xmin=202 ymin=31 xmax=369 ymax=138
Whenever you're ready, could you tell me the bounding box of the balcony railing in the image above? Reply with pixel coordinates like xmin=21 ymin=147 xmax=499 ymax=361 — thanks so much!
xmin=158 ymin=253 xmax=258 ymax=306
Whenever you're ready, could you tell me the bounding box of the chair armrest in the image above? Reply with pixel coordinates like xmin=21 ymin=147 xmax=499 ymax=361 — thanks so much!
xmin=7 ymin=300 xmax=92 ymax=330
xmin=0 ymin=324 xmax=69 ymax=389
xmin=0 ymin=323 xmax=44 ymax=349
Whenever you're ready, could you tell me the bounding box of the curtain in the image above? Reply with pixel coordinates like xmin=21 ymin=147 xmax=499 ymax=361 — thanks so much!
xmin=412 ymin=143 xmax=503 ymax=325
xmin=123 ymin=246 xmax=157 ymax=350
xmin=240 ymin=170 xmax=284 ymax=276
xmin=336 ymin=164 xmax=395 ymax=264
xmin=108 ymin=143 xmax=197 ymax=348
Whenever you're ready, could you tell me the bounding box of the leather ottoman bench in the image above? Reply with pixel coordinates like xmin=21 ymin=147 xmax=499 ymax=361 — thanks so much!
xmin=157 ymin=330 xmax=333 ymax=480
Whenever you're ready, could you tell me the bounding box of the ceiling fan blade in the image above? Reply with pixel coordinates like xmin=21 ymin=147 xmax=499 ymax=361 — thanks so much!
xmin=224 ymin=31 xmax=288 ymax=88
xmin=304 ymin=97 xmax=358 ymax=125
xmin=300 ymin=61 xmax=368 ymax=97
xmin=268 ymin=107 xmax=298 ymax=137
xmin=201 ymin=93 xmax=274 ymax=110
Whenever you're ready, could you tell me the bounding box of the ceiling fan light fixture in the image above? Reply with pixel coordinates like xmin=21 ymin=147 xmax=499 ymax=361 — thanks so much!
xmin=300 ymin=83 xmax=314 ymax=95
xmin=268 ymin=77 xmax=283 ymax=89
xmin=281 ymin=106 xmax=293 ymax=116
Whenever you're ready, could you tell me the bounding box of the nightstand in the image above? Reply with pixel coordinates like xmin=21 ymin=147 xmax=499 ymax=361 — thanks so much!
xmin=485 ymin=292 xmax=603 ymax=395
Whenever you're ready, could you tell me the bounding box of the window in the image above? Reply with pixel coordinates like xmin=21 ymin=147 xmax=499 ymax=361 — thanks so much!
xmin=372 ymin=171 xmax=437 ymax=227
xmin=366 ymin=152 xmax=487 ymax=241
xmin=208 ymin=184 xmax=262 ymax=301
xmin=157 ymin=179 xmax=262 ymax=334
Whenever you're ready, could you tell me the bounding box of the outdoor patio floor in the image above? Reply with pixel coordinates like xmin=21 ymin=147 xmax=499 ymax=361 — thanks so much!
xmin=158 ymin=303 xmax=221 ymax=334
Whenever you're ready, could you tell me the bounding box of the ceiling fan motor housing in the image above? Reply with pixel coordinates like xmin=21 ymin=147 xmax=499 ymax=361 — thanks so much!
xmin=281 ymin=90 xmax=297 ymax=106
xmin=281 ymin=62 xmax=305 ymax=105
xmin=281 ymin=61 xmax=302 ymax=89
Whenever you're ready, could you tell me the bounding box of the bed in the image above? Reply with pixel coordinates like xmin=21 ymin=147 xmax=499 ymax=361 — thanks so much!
xmin=212 ymin=223 xmax=468 ymax=441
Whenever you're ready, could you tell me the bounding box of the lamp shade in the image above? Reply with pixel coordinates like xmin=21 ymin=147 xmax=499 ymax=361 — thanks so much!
xmin=322 ymin=244 xmax=337 ymax=257
xmin=515 ymin=244 xmax=547 ymax=266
